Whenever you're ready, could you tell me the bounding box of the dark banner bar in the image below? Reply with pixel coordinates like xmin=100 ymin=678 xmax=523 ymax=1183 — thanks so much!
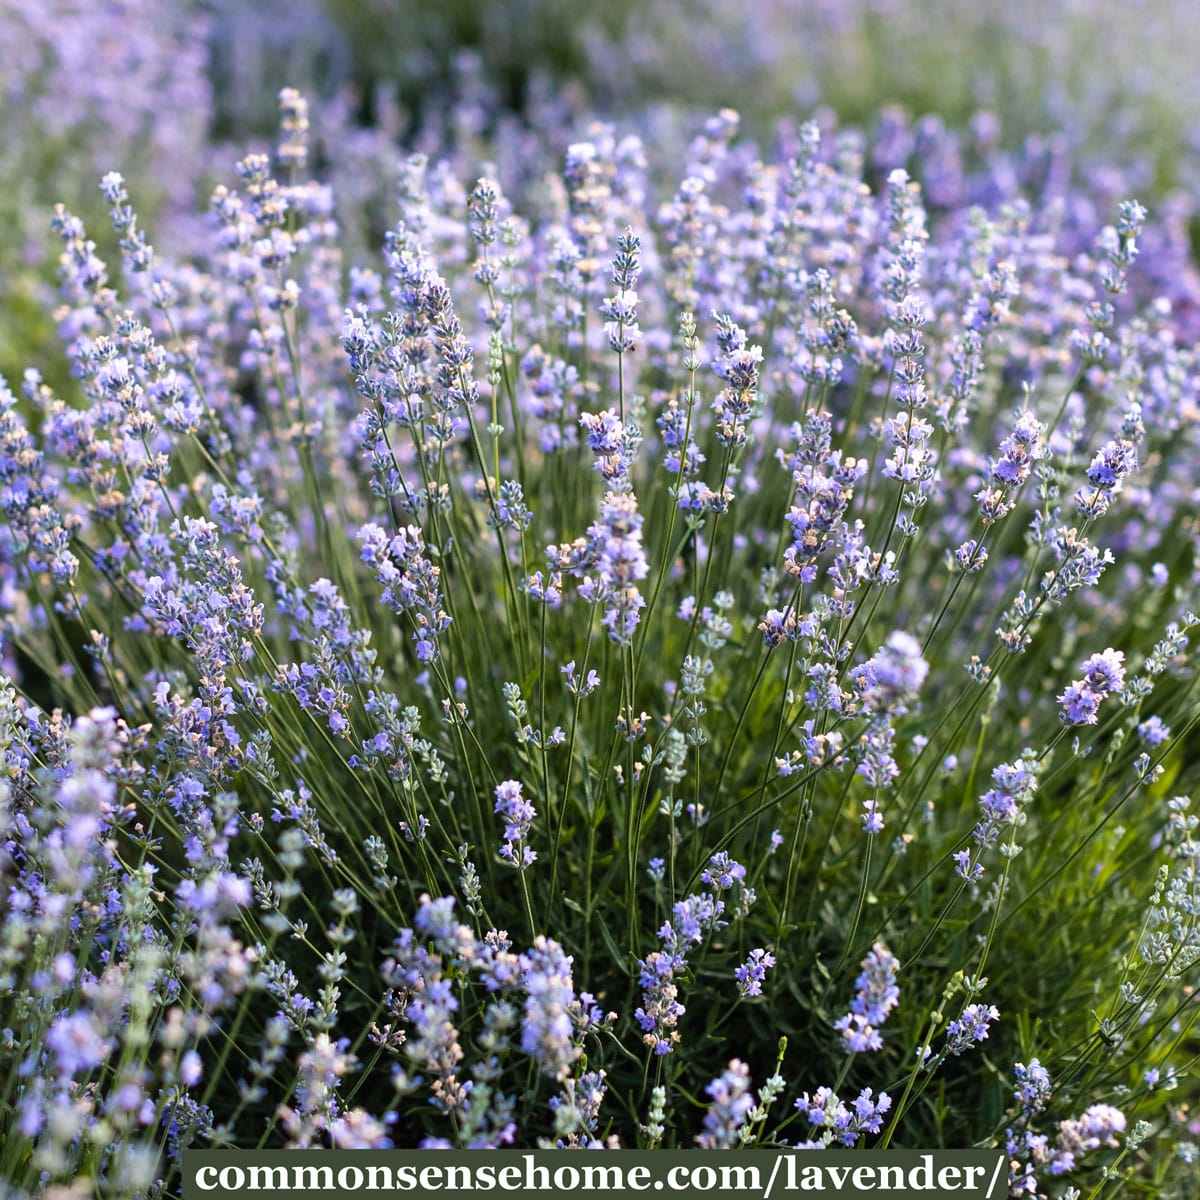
xmin=184 ymin=1150 xmax=1007 ymax=1200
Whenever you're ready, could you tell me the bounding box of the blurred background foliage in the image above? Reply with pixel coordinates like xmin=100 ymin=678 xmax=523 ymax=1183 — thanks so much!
xmin=1 ymin=0 xmax=1197 ymax=389
xmin=313 ymin=0 xmax=1199 ymax=188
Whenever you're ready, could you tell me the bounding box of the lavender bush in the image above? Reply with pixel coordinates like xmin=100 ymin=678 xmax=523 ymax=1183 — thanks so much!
xmin=1 ymin=86 xmax=1199 ymax=1199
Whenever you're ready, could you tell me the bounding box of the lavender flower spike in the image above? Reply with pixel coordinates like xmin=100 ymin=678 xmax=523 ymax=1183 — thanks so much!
xmin=695 ymin=1060 xmax=755 ymax=1148
xmin=494 ymin=779 xmax=537 ymax=869
xmin=1057 ymin=648 xmax=1126 ymax=727
xmin=852 ymin=631 xmax=930 ymax=717
xmin=834 ymin=943 xmax=900 ymax=1052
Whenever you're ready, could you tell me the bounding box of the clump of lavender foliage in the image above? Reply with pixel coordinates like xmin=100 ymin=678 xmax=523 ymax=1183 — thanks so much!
xmin=0 ymin=82 xmax=1198 ymax=1200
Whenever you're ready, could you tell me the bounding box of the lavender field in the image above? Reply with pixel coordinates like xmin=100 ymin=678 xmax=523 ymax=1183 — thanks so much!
xmin=2 ymin=1 xmax=1200 ymax=1195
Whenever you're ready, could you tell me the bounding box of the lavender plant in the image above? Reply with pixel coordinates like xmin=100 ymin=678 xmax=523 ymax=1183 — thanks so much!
xmin=0 ymin=89 xmax=1198 ymax=1200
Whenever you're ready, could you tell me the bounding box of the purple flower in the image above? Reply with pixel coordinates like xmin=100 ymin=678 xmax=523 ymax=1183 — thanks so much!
xmin=970 ymin=753 xmax=1040 ymax=859
xmin=834 ymin=1013 xmax=885 ymax=1053
xmin=734 ymin=948 xmax=776 ymax=998
xmin=943 ymin=1003 xmax=999 ymax=1055
xmin=1057 ymin=681 xmax=1101 ymax=726
xmin=1080 ymin=648 xmax=1126 ymax=695
xmin=637 ymin=853 xmax=750 ymax=1054
xmin=657 ymin=387 xmax=705 ymax=480
xmin=635 ymin=950 xmax=686 ymax=1055
xmin=181 ymin=1050 xmax=203 ymax=1087
xmin=601 ymin=225 xmax=642 ymax=354
xmin=1013 ymin=1058 xmax=1052 ymax=1114
xmin=795 ymin=1086 xmax=891 ymax=1147
xmin=852 ymin=631 xmax=930 ymax=716
xmin=1058 ymin=648 xmax=1126 ymax=726
xmin=580 ymin=409 xmax=624 ymax=458
xmin=701 ymin=851 xmax=746 ymax=891
xmin=856 ymin=724 xmax=900 ymax=794
xmin=1138 ymin=715 xmax=1170 ymax=746
xmin=562 ymin=661 xmax=601 ymax=697
xmin=551 ymin=1069 xmax=610 ymax=1148
xmin=954 ymin=848 xmax=984 ymax=883
xmin=776 ymin=411 xmax=866 ymax=587
xmin=966 ymin=411 xmax=1046 ymax=537
xmin=1049 ymin=1104 xmax=1126 ymax=1175
xmin=664 ymin=892 xmax=722 ymax=946
xmin=494 ymin=780 xmax=537 ymax=869
xmin=414 ymin=895 xmax=467 ymax=951
xmin=590 ymin=491 xmax=649 ymax=643
xmin=357 ymin=523 xmax=450 ymax=663
xmin=860 ymin=797 xmax=885 ymax=834
xmin=519 ymin=937 xmax=580 ymax=1081
xmin=711 ymin=314 xmax=762 ymax=450
xmin=554 ymin=414 xmax=650 ymax=643
xmin=46 ymin=1012 xmax=110 ymax=1077
xmin=835 ymin=943 xmax=899 ymax=1052
xmin=695 ymin=1060 xmax=754 ymax=1148
xmin=1074 ymin=438 xmax=1138 ymax=518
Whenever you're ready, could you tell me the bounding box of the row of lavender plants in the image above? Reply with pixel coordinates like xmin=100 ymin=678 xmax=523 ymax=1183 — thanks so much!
xmin=1 ymin=90 xmax=1199 ymax=1197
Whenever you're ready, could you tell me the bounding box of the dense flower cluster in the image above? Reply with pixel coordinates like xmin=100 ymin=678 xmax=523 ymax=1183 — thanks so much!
xmin=1057 ymin=648 xmax=1126 ymax=727
xmin=794 ymin=1087 xmax=893 ymax=1148
xmin=494 ymin=779 xmax=537 ymax=869
xmin=834 ymin=943 xmax=900 ymax=1053
xmin=635 ymin=854 xmax=753 ymax=1055
xmin=0 ymin=46 xmax=1197 ymax=1194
